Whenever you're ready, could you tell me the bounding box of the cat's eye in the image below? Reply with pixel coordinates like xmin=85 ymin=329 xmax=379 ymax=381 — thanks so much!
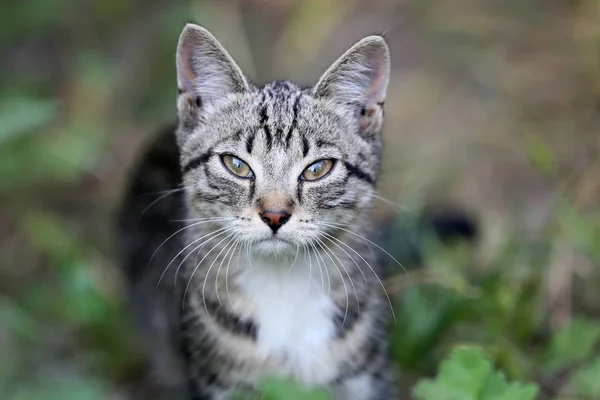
xmin=221 ymin=154 xmax=254 ymax=178
xmin=301 ymin=159 xmax=335 ymax=181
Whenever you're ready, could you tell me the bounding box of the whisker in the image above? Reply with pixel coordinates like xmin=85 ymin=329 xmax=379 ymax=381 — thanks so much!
xmin=310 ymin=242 xmax=327 ymax=296
xmin=225 ymin=237 xmax=243 ymax=308
xmin=149 ymin=218 xmax=234 ymax=267
xmin=300 ymin=244 xmax=325 ymax=296
xmin=304 ymin=243 xmax=324 ymax=297
xmin=318 ymin=222 xmax=408 ymax=275
xmin=313 ymin=243 xmax=326 ymax=297
xmin=372 ymin=194 xmax=422 ymax=261
xmin=319 ymin=241 xmax=332 ymax=296
xmin=156 ymin=226 xmax=231 ymax=287
xmin=173 ymin=227 xmax=235 ymax=285
xmin=313 ymin=239 xmax=350 ymax=328
xmin=236 ymin=240 xmax=243 ymax=273
xmin=246 ymin=241 xmax=253 ymax=269
xmin=316 ymin=236 xmax=360 ymax=314
xmin=183 ymin=231 xmax=236 ymax=311
xmin=138 ymin=188 xmax=185 ymax=219
xmin=136 ymin=187 xmax=184 ymax=198
xmin=191 ymin=236 xmax=204 ymax=274
xmin=299 ymin=243 xmax=313 ymax=303
xmin=370 ymin=191 xmax=415 ymax=215
xmin=321 ymin=231 xmax=397 ymax=324
xmin=214 ymin=235 xmax=239 ymax=305
xmin=317 ymin=232 xmax=367 ymax=284
xmin=288 ymin=244 xmax=300 ymax=272
xmin=171 ymin=217 xmax=237 ymax=222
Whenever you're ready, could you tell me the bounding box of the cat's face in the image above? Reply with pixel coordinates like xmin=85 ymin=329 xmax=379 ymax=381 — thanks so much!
xmin=175 ymin=24 xmax=390 ymax=256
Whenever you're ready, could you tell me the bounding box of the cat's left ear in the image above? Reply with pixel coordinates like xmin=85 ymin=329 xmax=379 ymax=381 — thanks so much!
xmin=176 ymin=24 xmax=250 ymax=120
xmin=313 ymin=36 xmax=390 ymax=135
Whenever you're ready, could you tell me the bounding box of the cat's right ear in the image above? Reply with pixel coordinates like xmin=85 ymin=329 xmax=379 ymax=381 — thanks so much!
xmin=313 ymin=36 xmax=390 ymax=136
xmin=176 ymin=24 xmax=249 ymax=121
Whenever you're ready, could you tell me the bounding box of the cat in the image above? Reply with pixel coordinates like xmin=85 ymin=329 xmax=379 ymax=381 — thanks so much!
xmin=117 ymin=23 xmax=398 ymax=400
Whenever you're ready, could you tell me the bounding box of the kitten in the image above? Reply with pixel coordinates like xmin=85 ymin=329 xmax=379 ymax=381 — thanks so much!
xmin=117 ymin=23 xmax=398 ymax=399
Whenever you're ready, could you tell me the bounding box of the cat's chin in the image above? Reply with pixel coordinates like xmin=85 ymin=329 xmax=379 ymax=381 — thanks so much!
xmin=252 ymin=236 xmax=296 ymax=257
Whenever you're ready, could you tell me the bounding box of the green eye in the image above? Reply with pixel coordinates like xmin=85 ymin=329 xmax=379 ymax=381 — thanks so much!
xmin=221 ymin=155 xmax=254 ymax=178
xmin=301 ymin=159 xmax=335 ymax=181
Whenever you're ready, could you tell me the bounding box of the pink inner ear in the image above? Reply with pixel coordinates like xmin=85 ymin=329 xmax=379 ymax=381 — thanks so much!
xmin=364 ymin=54 xmax=388 ymax=109
xmin=177 ymin=44 xmax=198 ymax=95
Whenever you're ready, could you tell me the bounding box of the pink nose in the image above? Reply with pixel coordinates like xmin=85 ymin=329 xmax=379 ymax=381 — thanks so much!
xmin=259 ymin=210 xmax=291 ymax=233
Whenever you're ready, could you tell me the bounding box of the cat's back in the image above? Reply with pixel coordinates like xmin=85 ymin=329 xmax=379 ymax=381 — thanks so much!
xmin=116 ymin=126 xmax=189 ymax=396
xmin=117 ymin=125 xmax=183 ymax=281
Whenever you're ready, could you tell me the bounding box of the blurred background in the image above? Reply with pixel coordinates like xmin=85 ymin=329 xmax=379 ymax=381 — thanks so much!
xmin=1 ymin=0 xmax=599 ymax=399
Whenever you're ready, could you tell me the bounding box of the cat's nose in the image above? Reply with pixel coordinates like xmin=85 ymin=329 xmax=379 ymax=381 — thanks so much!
xmin=259 ymin=210 xmax=291 ymax=234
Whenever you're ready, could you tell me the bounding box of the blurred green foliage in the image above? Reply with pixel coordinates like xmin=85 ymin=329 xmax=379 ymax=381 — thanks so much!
xmin=413 ymin=347 xmax=539 ymax=400
xmin=254 ymin=378 xmax=332 ymax=400
xmin=1 ymin=0 xmax=599 ymax=399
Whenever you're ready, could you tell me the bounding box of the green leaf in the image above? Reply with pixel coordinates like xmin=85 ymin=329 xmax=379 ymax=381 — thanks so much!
xmin=487 ymin=383 xmax=539 ymax=400
xmin=413 ymin=346 xmax=538 ymax=400
xmin=544 ymin=317 xmax=600 ymax=372
xmin=0 ymin=97 xmax=59 ymax=146
xmin=413 ymin=346 xmax=493 ymax=400
xmin=390 ymin=285 xmax=463 ymax=369
xmin=572 ymin=358 xmax=600 ymax=397
xmin=256 ymin=378 xmax=332 ymax=400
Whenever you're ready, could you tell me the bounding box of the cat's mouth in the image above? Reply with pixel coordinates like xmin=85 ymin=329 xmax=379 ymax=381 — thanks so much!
xmin=262 ymin=235 xmax=293 ymax=246
xmin=253 ymin=235 xmax=295 ymax=255
xmin=269 ymin=233 xmax=291 ymax=242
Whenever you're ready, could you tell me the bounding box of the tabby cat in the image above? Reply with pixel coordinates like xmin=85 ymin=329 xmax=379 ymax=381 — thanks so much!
xmin=117 ymin=23 xmax=398 ymax=399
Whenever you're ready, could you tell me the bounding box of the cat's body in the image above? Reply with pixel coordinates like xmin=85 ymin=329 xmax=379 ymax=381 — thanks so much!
xmin=117 ymin=24 xmax=397 ymax=399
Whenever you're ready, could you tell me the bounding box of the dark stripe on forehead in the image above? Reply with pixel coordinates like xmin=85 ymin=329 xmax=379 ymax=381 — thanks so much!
xmin=302 ymin=136 xmax=310 ymax=157
xmin=182 ymin=150 xmax=212 ymax=173
xmin=275 ymin=127 xmax=284 ymax=145
xmin=285 ymin=94 xmax=301 ymax=148
xmin=263 ymin=125 xmax=273 ymax=152
xmin=258 ymin=91 xmax=268 ymax=125
xmin=259 ymin=93 xmax=273 ymax=152
xmin=245 ymin=132 xmax=256 ymax=153
xmin=344 ymin=162 xmax=374 ymax=184
xmin=316 ymin=139 xmax=337 ymax=148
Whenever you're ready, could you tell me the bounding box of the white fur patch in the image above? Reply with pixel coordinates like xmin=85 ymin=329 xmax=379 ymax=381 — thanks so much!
xmin=234 ymin=254 xmax=338 ymax=385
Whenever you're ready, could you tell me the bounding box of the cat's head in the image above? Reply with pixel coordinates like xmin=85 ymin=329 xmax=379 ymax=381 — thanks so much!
xmin=175 ymin=24 xmax=390 ymax=256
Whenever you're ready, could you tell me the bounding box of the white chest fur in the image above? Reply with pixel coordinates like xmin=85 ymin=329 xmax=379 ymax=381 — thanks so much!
xmin=234 ymin=255 xmax=338 ymax=384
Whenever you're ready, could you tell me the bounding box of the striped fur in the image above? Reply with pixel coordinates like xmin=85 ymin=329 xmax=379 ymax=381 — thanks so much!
xmin=118 ymin=24 xmax=397 ymax=399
